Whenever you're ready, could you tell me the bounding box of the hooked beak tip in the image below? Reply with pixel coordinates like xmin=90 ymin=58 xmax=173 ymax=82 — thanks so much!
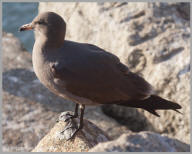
xmin=19 ymin=23 xmax=33 ymax=32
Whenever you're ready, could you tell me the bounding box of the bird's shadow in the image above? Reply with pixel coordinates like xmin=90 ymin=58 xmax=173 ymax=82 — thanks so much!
xmin=101 ymin=104 xmax=156 ymax=132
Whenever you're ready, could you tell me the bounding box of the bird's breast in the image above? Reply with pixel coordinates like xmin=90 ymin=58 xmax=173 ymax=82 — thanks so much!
xmin=32 ymin=48 xmax=54 ymax=88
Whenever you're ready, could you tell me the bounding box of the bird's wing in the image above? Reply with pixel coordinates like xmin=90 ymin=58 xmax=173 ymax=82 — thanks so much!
xmin=51 ymin=42 xmax=154 ymax=104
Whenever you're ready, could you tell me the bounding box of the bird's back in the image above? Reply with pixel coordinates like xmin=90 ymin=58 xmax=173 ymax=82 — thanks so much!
xmin=38 ymin=40 xmax=154 ymax=104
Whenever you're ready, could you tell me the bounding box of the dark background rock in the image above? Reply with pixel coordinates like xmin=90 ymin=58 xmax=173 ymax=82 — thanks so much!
xmin=175 ymin=3 xmax=190 ymax=20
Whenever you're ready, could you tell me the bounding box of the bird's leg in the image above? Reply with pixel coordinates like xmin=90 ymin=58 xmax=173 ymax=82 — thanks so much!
xmin=60 ymin=104 xmax=85 ymax=140
xmin=58 ymin=104 xmax=79 ymax=122
xmin=73 ymin=103 xmax=79 ymax=118
xmin=65 ymin=103 xmax=79 ymax=121
xmin=78 ymin=104 xmax=85 ymax=129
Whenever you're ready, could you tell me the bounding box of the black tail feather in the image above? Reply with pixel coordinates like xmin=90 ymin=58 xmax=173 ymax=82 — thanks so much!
xmin=116 ymin=95 xmax=182 ymax=117
xmin=144 ymin=108 xmax=160 ymax=117
xmin=173 ymin=109 xmax=183 ymax=115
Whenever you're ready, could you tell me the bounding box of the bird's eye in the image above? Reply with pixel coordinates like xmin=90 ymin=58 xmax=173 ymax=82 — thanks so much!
xmin=36 ymin=20 xmax=46 ymax=25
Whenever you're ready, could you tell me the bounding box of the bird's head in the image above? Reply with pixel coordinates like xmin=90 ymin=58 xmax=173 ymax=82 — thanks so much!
xmin=19 ymin=12 xmax=66 ymax=44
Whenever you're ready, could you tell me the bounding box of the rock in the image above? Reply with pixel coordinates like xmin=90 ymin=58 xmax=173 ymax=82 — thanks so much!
xmin=2 ymin=32 xmax=59 ymax=152
xmin=175 ymin=3 xmax=190 ymax=20
xmin=3 ymin=2 xmax=190 ymax=152
xmin=2 ymin=32 xmax=129 ymax=152
xmin=39 ymin=2 xmax=190 ymax=143
xmin=89 ymin=131 xmax=190 ymax=152
xmin=32 ymin=111 xmax=109 ymax=152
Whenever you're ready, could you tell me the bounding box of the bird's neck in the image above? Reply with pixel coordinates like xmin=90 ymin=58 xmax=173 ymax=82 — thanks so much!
xmin=35 ymin=33 xmax=64 ymax=50
xmin=45 ymin=38 xmax=64 ymax=49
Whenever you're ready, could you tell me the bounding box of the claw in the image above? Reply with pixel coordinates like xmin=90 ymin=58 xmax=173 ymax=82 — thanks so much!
xmin=59 ymin=111 xmax=78 ymax=122
xmin=60 ymin=119 xmax=80 ymax=140
xmin=58 ymin=105 xmax=85 ymax=140
xmin=66 ymin=127 xmax=81 ymax=141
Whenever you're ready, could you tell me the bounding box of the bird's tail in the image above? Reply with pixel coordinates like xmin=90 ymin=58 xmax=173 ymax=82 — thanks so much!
xmin=117 ymin=95 xmax=182 ymax=117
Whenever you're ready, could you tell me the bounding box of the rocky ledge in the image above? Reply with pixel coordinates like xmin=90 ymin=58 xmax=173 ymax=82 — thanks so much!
xmin=32 ymin=112 xmax=110 ymax=152
xmin=32 ymin=112 xmax=189 ymax=152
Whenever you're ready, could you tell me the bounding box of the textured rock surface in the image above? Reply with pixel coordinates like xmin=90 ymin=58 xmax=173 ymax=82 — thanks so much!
xmin=2 ymin=32 xmax=59 ymax=152
xmin=2 ymin=32 xmax=129 ymax=152
xmin=2 ymin=2 xmax=190 ymax=152
xmin=39 ymin=2 xmax=190 ymax=143
xmin=89 ymin=131 xmax=190 ymax=152
xmin=32 ymin=112 xmax=109 ymax=152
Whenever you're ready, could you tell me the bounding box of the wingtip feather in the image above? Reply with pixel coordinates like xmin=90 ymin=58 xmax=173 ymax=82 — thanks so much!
xmin=173 ymin=109 xmax=183 ymax=115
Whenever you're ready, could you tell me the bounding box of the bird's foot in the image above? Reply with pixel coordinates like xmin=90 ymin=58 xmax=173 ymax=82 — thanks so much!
xmin=57 ymin=111 xmax=81 ymax=140
xmin=58 ymin=105 xmax=84 ymax=140
xmin=60 ymin=122 xmax=82 ymax=140
xmin=57 ymin=111 xmax=78 ymax=123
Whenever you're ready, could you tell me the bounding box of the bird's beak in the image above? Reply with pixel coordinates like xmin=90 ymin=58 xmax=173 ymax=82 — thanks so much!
xmin=19 ymin=23 xmax=34 ymax=32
